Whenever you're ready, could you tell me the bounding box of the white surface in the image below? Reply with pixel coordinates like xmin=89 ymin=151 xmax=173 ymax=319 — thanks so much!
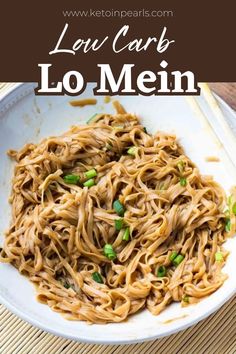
xmin=0 ymin=83 xmax=236 ymax=344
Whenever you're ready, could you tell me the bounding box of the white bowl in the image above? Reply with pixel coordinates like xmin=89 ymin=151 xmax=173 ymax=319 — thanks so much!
xmin=0 ymin=83 xmax=236 ymax=344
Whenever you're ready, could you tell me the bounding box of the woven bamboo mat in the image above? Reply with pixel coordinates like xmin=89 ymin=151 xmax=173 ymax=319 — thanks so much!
xmin=1 ymin=297 xmax=236 ymax=354
xmin=1 ymin=83 xmax=236 ymax=354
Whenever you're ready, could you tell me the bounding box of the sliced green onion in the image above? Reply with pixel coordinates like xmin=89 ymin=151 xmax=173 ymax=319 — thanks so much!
xmin=215 ymin=252 xmax=224 ymax=262
xmin=177 ymin=160 xmax=184 ymax=174
xmin=85 ymin=168 xmax=97 ymax=179
xmin=63 ymin=174 xmax=80 ymax=184
xmin=127 ymin=146 xmax=137 ymax=156
xmin=115 ymin=218 xmax=124 ymax=231
xmin=225 ymin=218 xmax=231 ymax=232
xmin=87 ymin=113 xmax=98 ymax=124
xmin=182 ymin=295 xmax=189 ymax=303
xmin=113 ymin=199 xmax=125 ymax=216
xmin=157 ymin=265 xmax=167 ymax=277
xmin=170 ymin=251 xmax=178 ymax=262
xmin=103 ymin=244 xmax=117 ymax=261
xmin=173 ymin=254 xmax=184 ymax=267
xmin=159 ymin=182 xmax=165 ymax=190
xmin=143 ymin=127 xmax=148 ymax=134
xmin=92 ymin=272 xmax=103 ymax=284
xmin=232 ymin=202 xmax=236 ymax=215
xmin=122 ymin=227 xmax=130 ymax=241
xmin=64 ymin=283 xmax=70 ymax=289
xmin=83 ymin=178 xmax=95 ymax=188
xmin=180 ymin=177 xmax=187 ymax=187
xmin=103 ymin=143 xmax=113 ymax=151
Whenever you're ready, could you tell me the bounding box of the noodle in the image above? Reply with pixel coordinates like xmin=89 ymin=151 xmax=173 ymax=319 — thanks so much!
xmin=69 ymin=98 xmax=97 ymax=107
xmin=0 ymin=110 xmax=233 ymax=324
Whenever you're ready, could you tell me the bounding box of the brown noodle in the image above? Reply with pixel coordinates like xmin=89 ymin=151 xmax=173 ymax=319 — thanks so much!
xmin=0 ymin=109 xmax=233 ymax=324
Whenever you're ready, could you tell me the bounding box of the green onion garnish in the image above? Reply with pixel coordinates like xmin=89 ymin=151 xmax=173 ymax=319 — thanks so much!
xmin=225 ymin=218 xmax=231 ymax=232
xmin=64 ymin=283 xmax=71 ymax=289
xmin=182 ymin=295 xmax=189 ymax=303
xmin=122 ymin=227 xmax=130 ymax=241
xmin=159 ymin=183 xmax=165 ymax=190
xmin=157 ymin=265 xmax=167 ymax=277
xmin=143 ymin=127 xmax=148 ymax=134
xmin=115 ymin=218 xmax=124 ymax=231
xmin=102 ymin=143 xmax=113 ymax=152
xmin=87 ymin=113 xmax=98 ymax=124
xmin=92 ymin=272 xmax=103 ymax=284
xmin=103 ymin=244 xmax=117 ymax=261
xmin=106 ymin=143 xmax=113 ymax=150
xmin=215 ymin=252 xmax=224 ymax=262
xmin=173 ymin=254 xmax=184 ymax=267
xmin=113 ymin=199 xmax=125 ymax=216
xmin=83 ymin=178 xmax=95 ymax=188
xmin=169 ymin=251 xmax=178 ymax=262
xmin=180 ymin=177 xmax=187 ymax=187
xmin=63 ymin=174 xmax=80 ymax=184
xmin=232 ymin=202 xmax=236 ymax=215
xmin=85 ymin=168 xmax=97 ymax=179
xmin=177 ymin=160 xmax=184 ymax=174
xmin=127 ymin=146 xmax=137 ymax=156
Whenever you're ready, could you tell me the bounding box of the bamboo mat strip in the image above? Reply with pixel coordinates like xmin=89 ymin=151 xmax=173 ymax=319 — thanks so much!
xmin=0 ymin=82 xmax=17 ymax=94
xmin=2 ymin=297 xmax=236 ymax=354
xmin=1 ymin=83 xmax=236 ymax=353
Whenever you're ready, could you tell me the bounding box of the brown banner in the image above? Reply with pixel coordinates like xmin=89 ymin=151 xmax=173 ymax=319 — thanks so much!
xmin=0 ymin=0 xmax=235 ymax=83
